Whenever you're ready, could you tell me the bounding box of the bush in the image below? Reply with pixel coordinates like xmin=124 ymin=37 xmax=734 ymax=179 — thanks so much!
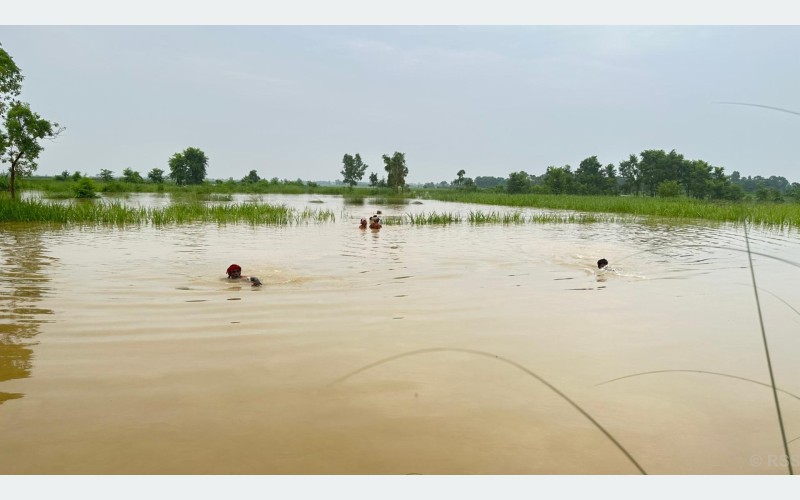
xmin=657 ymin=180 xmax=682 ymax=198
xmin=73 ymin=178 xmax=98 ymax=199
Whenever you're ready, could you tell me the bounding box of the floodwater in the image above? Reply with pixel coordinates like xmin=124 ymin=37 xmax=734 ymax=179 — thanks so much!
xmin=1 ymin=193 xmax=799 ymax=474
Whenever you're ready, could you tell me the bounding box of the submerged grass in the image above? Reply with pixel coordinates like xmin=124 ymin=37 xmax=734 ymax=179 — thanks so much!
xmin=419 ymin=191 xmax=800 ymax=228
xmin=0 ymin=198 xmax=335 ymax=226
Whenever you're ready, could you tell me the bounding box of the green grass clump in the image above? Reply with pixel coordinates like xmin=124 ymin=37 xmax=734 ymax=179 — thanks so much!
xmin=0 ymin=198 xmax=335 ymax=226
xmin=406 ymin=212 xmax=461 ymax=225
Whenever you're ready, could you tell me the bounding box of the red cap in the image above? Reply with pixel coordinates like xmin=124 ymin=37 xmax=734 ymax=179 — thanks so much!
xmin=226 ymin=264 xmax=242 ymax=276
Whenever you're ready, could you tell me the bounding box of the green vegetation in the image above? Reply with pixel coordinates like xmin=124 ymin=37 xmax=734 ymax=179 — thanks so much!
xmin=383 ymin=151 xmax=409 ymax=192
xmin=1 ymin=43 xmax=64 ymax=200
xmin=341 ymin=153 xmax=368 ymax=188
xmin=168 ymin=147 xmax=208 ymax=186
xmin=418 ymin=190 xmax=800 ymax=228
xmin=0 ymin=197 xmax=335 ymax=226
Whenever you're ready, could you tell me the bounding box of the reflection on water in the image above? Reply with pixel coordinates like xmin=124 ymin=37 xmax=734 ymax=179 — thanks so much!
xmin=0 ymin=226 xmax=54 ymax=404
xmin=1 ymin=194 xmax=800 ymax=473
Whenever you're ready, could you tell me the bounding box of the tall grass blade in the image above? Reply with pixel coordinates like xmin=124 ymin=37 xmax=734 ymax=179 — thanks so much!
xmin=744 ymin=219 xmax=793 ymax=474
xmin=330 ymin=347 xmax=647 ymax=474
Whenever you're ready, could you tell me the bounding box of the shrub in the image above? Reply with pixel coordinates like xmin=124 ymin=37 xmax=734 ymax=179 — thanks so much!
xmin=657 ymin=180 xmax=682 ymax=198
xmin=73 ymin=178 xmax=98 ymax=199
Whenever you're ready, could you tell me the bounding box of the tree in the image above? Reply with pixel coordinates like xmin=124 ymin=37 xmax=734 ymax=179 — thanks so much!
xmin=454 ymin=169 xmax=466 ymax=187
xmin=242 ymin=169 xmax=260 ymax=184
xmin=71 ymin=170 xmax=82 ymax=181
xmin=657 ymin=180 xmax=682 ymax=198
xmin=474 ymin=176 xmax=506 ymax=189
xmin=122 ymin=167 xmax=144 ymax=183
xmin=368 ymin=172 xmax=379 ymax=187
xmin=341 ymin=153 xmax=368 ymax=187
xmin=99 ymin=168 xmax=115 ymax=182
xmin=506 ymin=170 xmax=532 ymax=194
xmin=147 ymin=168 xmax=164 ymax=183
xmin=1 ymin=46 xmax=63 ymax=200
xmin=168 ymin=147 xmax=208 ymax=186
xmin=0 ymin=43 xmax=22 ymax=119
xmin=382 ymin=151 xmax=408 ymax=191
xmin=1 ymin=102 xmax=63 ymax=200
xmin=575 ymin=156 xmax=608 ymax=195
xmin=618 ymin=154 xmax=642 ymax=195
xmin=639 ymin=149 xmax=685 ymax=196
xmin=542 ymin=165 xmax=574 ymax=194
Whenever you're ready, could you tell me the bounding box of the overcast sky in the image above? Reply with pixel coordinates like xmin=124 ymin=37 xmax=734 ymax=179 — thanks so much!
xmin=2 ymin=24 xmax=799 ymax=183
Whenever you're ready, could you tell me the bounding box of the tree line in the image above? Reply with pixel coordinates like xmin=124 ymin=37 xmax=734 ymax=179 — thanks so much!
xmin=436 ymin=149 xmax=800 ymax=202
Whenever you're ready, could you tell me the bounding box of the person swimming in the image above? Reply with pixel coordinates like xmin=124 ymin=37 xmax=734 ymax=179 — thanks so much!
xmin=369 ymin=213 xmax=382 ymax=229
xmin=597 ymin=258 xmax=609 ymax=269
xmin=226 ymin=264 xmax=262 ymax=286
xmin=359 ymin=218 xmax=368 ymax=229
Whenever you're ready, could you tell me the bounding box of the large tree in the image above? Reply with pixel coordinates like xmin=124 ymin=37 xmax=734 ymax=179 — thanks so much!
xmin=1 ymin=45 xmax=63 ymax=200
xmin=382 ymin=151 xmax=408 ymax=191
xmin=507 ymin=170 xmax=533 ymax=194
xmin=618 ymin=154 xmax=642 ymax=195
xmin=0 ymin=44 xmax=23 ymax=118
xmin=341 ymin=153 xmax=368 ymax=187
xmin=2 ymin=103 xmax=63 ymax=200
xmin=147 ymin=168 xmax=164 ymax=183
xmin=169 ymin=147 xmax=208 ymax=186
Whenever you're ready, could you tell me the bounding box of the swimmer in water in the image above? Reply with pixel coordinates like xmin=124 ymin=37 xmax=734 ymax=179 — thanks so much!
xmin=597 ymin=258 xmax=609 ymax=269
xmin=226 ymin=264 xmax=262 ymax=287
xmin=369 ymin=214 xmax=382 ymax=229
xmin=359 ymin=218 xmax=368 ymax=229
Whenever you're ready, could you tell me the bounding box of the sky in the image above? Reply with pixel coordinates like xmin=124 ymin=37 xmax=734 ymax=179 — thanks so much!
xmin=2 ymin=4 xmax=800 ymax=184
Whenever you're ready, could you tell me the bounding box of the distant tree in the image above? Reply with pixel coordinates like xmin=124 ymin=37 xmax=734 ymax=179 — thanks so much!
xmin=122 ymin=167 xmax=144 ymax=183
xmin=71 ymin=170 xmax=82 ymax=181
xmin=786 ymin=182 xmax=800 ymax=202
xmin=603 ymin=164 xmax=618 ymax=195
xmin=242 ymin=169 xmax=260 ymax=184
xmin=382 ymin=151 xmax=408 ymax=191
xmin=542 ymin=165 xmax=574 ymax=194
xmin=368 ymin=172 xmax=378 ymax=186
xmin=506 ymin=171 xmax=532 ymax=194
xmin=99 ymin=168 xmax=114 ymax=182
xmin=640 ymin=149 xmax=686 ymax=196
xmin=1 ymin=102 xmax=63 ymax=200
xmin=341 ymin=153 xmax=368 ymax=187
xmin=168 ymin=147 xmax=208 ymax=186
xmin=54 ymin=170 xmax=70 ymax=181
xmin=147 ymin=168 xmax=164 ymax=183
xmin=575 ymin=156 xmax=611 ymax=195
xmin=657 ymin=180 xmax=682 ymax=198
xmin=618 ymin=154 xmax=642 ymax=195
xmin=474 ymin=176 xmax=506 ymax=189
xmin=454 ymin=169 xmax=466 ymax=186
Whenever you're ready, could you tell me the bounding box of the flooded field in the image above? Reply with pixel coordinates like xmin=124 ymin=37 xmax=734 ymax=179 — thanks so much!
xmin=1 ymin=194 xmax=799 ymax=474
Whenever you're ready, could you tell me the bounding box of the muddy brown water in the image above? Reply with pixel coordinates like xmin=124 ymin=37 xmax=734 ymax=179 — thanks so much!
xmin=1 ymin=194 xmax=799 ymax=474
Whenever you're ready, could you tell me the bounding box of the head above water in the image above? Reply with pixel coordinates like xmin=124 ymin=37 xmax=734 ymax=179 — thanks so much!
xmin=227 ymin=264 xmax=242 ymax=278
xmin=597 ymin=258 xmax=609 ymax=269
